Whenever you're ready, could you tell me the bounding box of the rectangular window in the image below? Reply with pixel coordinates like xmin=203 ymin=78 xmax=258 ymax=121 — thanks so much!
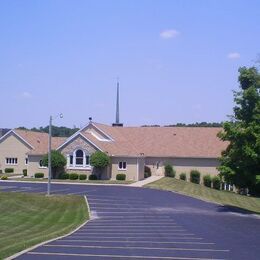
xmin=5 ymin=157 xmax=18 ymax=165
xmin=118 ymin=161 xmax=127 ymax=170
xmin=76 ymin=158 xmax=83 ymax=165
xmin=70 ymin=155 xmax=73 ymax=165
xmin=25 ymin=158 xmax=28 ymax=165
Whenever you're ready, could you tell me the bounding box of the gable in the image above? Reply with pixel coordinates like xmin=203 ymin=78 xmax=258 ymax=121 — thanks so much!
xmin=59 ymin=135 xmax=100 ymax=155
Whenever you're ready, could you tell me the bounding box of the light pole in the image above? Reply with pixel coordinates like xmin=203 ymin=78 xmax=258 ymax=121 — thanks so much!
xmin=47 ymin=113 xmax=63 ymax=196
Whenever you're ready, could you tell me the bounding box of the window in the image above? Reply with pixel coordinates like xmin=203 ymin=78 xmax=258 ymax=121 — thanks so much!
xmin=75 ymin=149 xmax=84 ymax=166
xmin=67 ymin=149 xmax=91 ymax=169
xmin=118 ymin=161 xmax=127 ymax=170
xmin=25 ymin=158 xmax=28 ymax=165
xmin=6 ymin=157 xmax=18 ymax=165
xmin=39 ymin=160 xmax=47 ymax=168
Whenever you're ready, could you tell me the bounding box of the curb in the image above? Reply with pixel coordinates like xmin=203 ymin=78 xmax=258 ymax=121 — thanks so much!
xmin=0 ymin=179 xmax=132 ymax=187
xmin=5 ymin=195 xmax=91 ymax=260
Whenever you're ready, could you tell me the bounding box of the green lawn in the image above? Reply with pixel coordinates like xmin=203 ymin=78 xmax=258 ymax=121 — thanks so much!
xmin=9 ymin=178 xmax=134 ymax=184
xmin=145 ymin=177 xmax=260 ymax=214
xmin=0 ymin=192 xmax=88 ymax=259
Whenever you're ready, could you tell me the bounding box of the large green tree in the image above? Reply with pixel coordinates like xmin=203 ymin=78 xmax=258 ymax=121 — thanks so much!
xmin=42 ymin=150 xmax=67 ymax=178
xmin=218 ymin=67 xmax=260 ymax=194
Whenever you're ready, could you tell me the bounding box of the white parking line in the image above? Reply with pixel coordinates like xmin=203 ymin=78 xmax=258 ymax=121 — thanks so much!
xmin=70 ymin=232 xmax=195 ymax=236
xmin=69 ymin=236 xmax=203 ymax=240
xmin=0 ymin=186 xmax=17 ymax=190
xmin=27 ymin=251 xmax=226 ymax=259
xmin=44 ymin=244 xmax=229 ymax=252
xmin=60 ymin=239 xmax=215 ymax=245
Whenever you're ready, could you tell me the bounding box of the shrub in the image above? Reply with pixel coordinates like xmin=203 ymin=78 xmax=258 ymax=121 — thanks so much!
xmin=164 ymin=164 xmax=176 ymax=178
xmin=59 ymin=173 xmax=69 ymax=179
xmin=116 ymin=173 xmax=126 ymax=181
xmin=35 ymin=172 xmax=44 ymax=178
xmin=190 ymin=170 xmax=201 ymax=184
xmin=88 ymin=174 xmax=98 ymax=180
xmin=203 ymin=175 xmax=212 ymax=187
xmin=0 ymin=169 xmax=2 ymax=174
xmin=179 ymin=173 xmax=186 ymax=181
xmin=23 ymin=169 xmax=27 ymax=176
xmin=79 ymin=174 xmax=87 ymax=180
xmin=144 ymin=166 xmax=151 ymax=178
xmin=5 ymin=168 xmax=14 ymax=173
xmin=69 ymin=173 xmax=79 ymax=180
xmin=212 ymin=176 xmax=221 ymax=190
xmin=90 ymin=151 xmax=110 ymax=168
xmin=1 ymin=175 xmax=8 ymax=180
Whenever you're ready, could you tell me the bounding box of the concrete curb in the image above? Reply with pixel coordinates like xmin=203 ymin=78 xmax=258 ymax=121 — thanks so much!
xmin=5 ymin=195 xmax=91 ymax=260
xmin=0 ymin=179 xmax=132 ymax=187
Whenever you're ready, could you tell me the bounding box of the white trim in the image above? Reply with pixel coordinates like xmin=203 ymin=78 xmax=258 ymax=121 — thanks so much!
xmin=91 ymin=122 xmax=114 ymax=141
xmin=90 ymin=131 xmax=112 ymax=142
xmin=0 ymin=129 xmax=34 ymax=149
xmin=5 ymin=157 xmax=18 ymax=165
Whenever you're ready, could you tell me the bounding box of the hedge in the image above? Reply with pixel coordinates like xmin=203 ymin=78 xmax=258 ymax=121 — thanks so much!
xmin=88 ymin=174 xmax=98 ymax=180
xmin=5 ymin=168 xmax=14 ymax=173
xmin=212 ymin=176 xmax=221 ymax=190
xmin=59 ymin=173 xmax=69 ymax=179
xmin=179 ymin=173 xmax=186 ymax=181
xmin=34 ymin=172 xmax=44 ymax=178
xmin=69 ymin=173 xmax=79 ymax=180
xmin=116 ymin=173 xmax=126 ymax=181
xmin=1 ymin=176 xmax=8 ymax=180
xmin=79 ymin=174 xmax=87 ymax=180
xmin=164 ymin=164 xmax=176 ymax=178
xmin=23 ymin=169 xmax=27 ymax=176
xmin=190 ymin=170 xmax=201 ymax=184
xmin=203 ymin=175 xmax=212 ymax=187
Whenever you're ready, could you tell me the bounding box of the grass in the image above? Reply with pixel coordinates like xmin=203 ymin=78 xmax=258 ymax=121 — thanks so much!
xmin=0 ymin=192 xmax=88 ymax=259
xmin=9 ymin=178 xmax=134 ymax=184
xmin=145 ymin=177 xmax=260 ymax=214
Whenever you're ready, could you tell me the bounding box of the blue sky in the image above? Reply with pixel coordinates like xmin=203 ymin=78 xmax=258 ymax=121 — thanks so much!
xmin=0 ymin=0 xmax=259 ymax=128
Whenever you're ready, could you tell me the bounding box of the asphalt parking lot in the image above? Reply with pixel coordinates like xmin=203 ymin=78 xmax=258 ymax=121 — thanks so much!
xmin=1 ymin=181 xmax=260 ymax=260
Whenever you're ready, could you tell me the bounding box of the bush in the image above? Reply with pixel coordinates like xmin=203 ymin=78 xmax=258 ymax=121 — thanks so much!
xmin=5 ymin=168 xmax=14 ymax=173
xmin=203 ymin=175 xmax=212 ymax=187
xmin=69 ymin=173 xmax=79 ymax=180
xmin=212 ymin=176 xmax=221 ymax=190
xmin=90 ymin=151 xmax=110 ymax=168
xmin=164 ymin=164 xmax=176 ymax=178
xmin=190 ymin=170 xmax=201 ymax=184
xmin=35 ymin=172 xmax=44 ymax=178
xmin=0 ymin=169 xmax=2 ymax=174
xmin=1 ymin=175 xmax=8 ymax=180
xmin=116 ymin=173 xmax=126 ymax=181
xmin=88 ymin=174 xmax=98 ymax=180
xmin=59 ymin=173 xmax=69 ymax=179
xmin=79 ymin=174 xmax=87 ymax=180
xmin=144 ymin=166 xmax=152 ymax=178
xmin=23 ymin=169 xmax=27 ymax=176
xmin=179 ymin=173 xmax=186 ymax=181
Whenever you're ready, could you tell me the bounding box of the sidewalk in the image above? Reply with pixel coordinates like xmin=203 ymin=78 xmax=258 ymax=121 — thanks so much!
xmin=129 ymin=175 xmax=163 ymax=187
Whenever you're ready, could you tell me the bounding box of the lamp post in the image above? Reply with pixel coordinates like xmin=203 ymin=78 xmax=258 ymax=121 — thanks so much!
xmin=47 ymin=113 xmax=63 ymax=196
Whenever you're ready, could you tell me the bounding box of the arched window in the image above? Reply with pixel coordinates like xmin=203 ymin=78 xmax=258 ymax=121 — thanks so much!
xmin=75 ymin=149 xmax=84 ymax=165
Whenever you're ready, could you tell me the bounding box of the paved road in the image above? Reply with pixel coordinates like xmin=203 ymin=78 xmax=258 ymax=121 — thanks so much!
xmin=1 ymin=181 xmax=260 ymax=260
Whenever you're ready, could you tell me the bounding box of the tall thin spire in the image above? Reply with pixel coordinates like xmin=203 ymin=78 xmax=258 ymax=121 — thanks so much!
xmin=116 ymin=80 xmax=120 ymax=124
xmin=112 ymin=79 xmax=123 ymax=127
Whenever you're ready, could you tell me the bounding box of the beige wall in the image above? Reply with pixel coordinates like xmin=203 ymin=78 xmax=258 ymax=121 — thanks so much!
xmin=28 ymin=155 xmax=48 ymax=177
xmin=145 ymin=157 xmax=220 ymax=179
xmin=111 ymin=157 xmax=141 ymax=181
xmin=0 ymin=133 xmax=30 ymax=174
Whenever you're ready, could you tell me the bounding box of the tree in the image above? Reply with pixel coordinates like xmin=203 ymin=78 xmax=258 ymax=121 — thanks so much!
xmin=90 ymin=151 xmax=110 ymax=179
xmin=42 ymin=150 xmax=67 ymax=179
xmin=218 ymin=67 xmax=260 ymax=194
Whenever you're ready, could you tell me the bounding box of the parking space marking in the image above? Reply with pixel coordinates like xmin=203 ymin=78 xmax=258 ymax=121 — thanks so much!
xmin=44 ymin=244 xmax=229 ymax=253
xmin=60 ymin=239 xmax=215 ymax=245
xmin=69 ymin=236 xmax=201 ymax=239
xmin=0 ymin=185 xmax=18 ymax=190
xmin=27 ymin=252 xmax=225 ymax=260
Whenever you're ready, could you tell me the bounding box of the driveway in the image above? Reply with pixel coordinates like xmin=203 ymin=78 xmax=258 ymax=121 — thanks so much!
xmin=1 ymin=181 xmax=260 ymax=259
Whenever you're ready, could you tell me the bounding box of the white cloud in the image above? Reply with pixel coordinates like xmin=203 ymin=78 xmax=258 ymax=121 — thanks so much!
xmin=21 ymin=91 xmax=32 ymax=99
xmin=227 ymin=52 xmax=240 ymax=59
xmin=160 ymin=29 xmax=180 ymax=39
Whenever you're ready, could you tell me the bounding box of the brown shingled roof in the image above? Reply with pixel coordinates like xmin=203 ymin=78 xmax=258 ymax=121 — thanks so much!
xmin=14 ymin=129 xmax=66 ymax=155
xmin=89 ymin=123 xmax=228 ymax=158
